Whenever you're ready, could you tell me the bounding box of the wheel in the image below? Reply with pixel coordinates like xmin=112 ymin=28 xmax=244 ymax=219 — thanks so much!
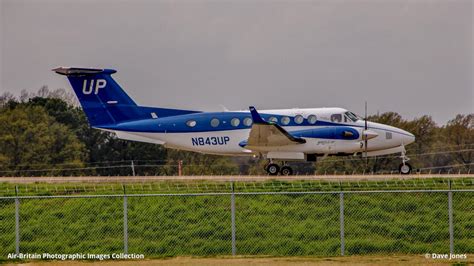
xmin=280 ymin=166 xmax=293 ymax=176
xmin=266 ymin=163 xmax=280 ymax=175
xmin=399 ymin=163 xmax=412 ymax=175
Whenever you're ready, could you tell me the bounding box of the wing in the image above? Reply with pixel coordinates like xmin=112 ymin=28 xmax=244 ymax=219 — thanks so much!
xmin=240 ymin=106 xmax=306 ymax=148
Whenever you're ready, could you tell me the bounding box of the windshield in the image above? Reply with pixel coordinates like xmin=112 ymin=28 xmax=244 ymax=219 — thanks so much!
xmin=345 ymin=111 xmax=361 ymax=122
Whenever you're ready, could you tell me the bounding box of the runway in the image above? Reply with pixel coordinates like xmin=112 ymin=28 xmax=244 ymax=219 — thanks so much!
xmin=0 ymin=174 xmax=472 ymax=183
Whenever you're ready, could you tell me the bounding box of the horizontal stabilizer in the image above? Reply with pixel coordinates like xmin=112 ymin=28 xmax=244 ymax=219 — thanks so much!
xmin=52 ymin=67 xmax=116 ymax=76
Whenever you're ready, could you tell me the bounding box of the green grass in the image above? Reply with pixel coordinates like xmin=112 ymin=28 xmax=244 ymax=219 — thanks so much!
xmin=0 ymin=178 xmax=472 ymax=259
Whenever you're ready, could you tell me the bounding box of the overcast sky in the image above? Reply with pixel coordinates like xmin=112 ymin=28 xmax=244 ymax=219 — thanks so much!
xmin=1 ymin=0 xmax=472 ymax=124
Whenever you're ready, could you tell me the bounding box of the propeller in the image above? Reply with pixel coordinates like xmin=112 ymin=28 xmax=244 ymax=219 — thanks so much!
xmin=361 ymin=102 xmax=379 ymax=171
xmin=364 ymin=101 xmax=368 ymax=169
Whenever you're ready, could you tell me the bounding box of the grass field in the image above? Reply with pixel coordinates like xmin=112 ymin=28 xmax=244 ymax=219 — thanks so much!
xmin=0 ymin=178 xmax=472 ymax=262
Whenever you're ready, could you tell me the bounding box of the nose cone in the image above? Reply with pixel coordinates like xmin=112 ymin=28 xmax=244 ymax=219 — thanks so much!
xmin=401 ymin=130 xmax=415 ymax=145
xmin=366 ymin=121 xmax=415 ymax=146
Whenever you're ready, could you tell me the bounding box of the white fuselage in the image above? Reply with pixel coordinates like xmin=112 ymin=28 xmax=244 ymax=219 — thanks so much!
xmin=103 ymin=107 xmax=415 ymax=160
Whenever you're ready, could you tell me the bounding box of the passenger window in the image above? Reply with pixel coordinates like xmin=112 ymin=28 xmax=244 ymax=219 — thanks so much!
xmin=307 ymin=115 xmax=317 ymax=124
xmin=331 ymin=114 xmax=342 ymax=123
xmin=268 ymin=116 xmax=278 ymax=123
xmin=243 ymin=117 xmax=253 ymax=127
xmin=186 ymin=120 xmax=197 ymax=127
xmin=294 ymin=115 xmax=304 ymax=124
xmin=210 ymin=118 xmax=220 ymax=127
xmin=231 ymin=118 xmax=240 ymax=127
xmin=281 ymin=116 xmax=290 ymax=125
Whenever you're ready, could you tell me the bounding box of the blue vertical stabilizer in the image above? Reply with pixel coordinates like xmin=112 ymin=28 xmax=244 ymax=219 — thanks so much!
xmin=53 ymin=67 xmax=199 ymax=126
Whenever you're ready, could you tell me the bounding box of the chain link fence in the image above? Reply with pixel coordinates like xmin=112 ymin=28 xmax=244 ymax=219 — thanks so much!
xmin=0 ymin=188 xmax=472 ymax=259
xmin=1 ymin=156 xmax=473 ymax=177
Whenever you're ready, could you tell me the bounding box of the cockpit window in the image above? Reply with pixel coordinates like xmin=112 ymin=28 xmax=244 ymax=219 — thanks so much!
xmin=344 ymin=115 xmax=350 ymax=123
xmin=345 ymin=111 xmax=360 ymax=122
xmin=331 ymin=114 xmax=342 ymax=123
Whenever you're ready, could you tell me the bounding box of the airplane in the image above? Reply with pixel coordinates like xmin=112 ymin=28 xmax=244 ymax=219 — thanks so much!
xmin=53 ymin=67 xmax=416 ymax=175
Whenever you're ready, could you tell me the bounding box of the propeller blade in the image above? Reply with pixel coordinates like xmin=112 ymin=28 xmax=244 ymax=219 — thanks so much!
xmin=365 ymin=101 xmax=368 ymax=130
xmin=364 ymin=101 xmax=368 ymax=169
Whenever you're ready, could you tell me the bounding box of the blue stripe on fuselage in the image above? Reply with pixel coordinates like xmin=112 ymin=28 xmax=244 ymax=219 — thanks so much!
xmin=98 ymin=111 xmax=411 ymax=137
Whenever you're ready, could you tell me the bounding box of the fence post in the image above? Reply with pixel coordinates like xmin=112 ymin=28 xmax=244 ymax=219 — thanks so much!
xmin=448 ymin=180 xmax=453 ymax=254
xmin=123 ymin=185 xmax=128 ymax=254
xmin=15 ymin=186 xmax=20 ymax=255
xmin=231 ymin=182 xmax=236 ymax=256
xmin=339 ymin=192 xmax=345 ymax=256
xmin=178 ymin=160 xmax=183 ymax=176
xmin=131 ymin=161 xmax=135 ymax=177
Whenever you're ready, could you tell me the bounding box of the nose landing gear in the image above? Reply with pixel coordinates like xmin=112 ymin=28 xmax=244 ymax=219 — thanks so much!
xmin=399 ymin=144 xmax=412 ymax=175
xmin=265 ymin=161 xmax=294 ymax=176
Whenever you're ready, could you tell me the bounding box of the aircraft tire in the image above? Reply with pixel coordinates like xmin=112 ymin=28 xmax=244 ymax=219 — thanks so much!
xmin=266 ymin=163 xmax=280 ymax=175
xmin=280 ymin=166 xmax=293 ymax=176
xmin=399 ymin=163 xmax=412 ymax=175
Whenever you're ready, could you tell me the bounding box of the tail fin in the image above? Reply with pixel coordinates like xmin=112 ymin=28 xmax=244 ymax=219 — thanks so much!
xmin=53 ymin=67 xmax=199 ymax=127
xmin=53 ymin=67 xmax=141 ymax=126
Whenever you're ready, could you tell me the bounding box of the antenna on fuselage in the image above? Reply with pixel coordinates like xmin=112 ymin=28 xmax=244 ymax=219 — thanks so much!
xmin=218 ymin=104 xmax=229 ymax=112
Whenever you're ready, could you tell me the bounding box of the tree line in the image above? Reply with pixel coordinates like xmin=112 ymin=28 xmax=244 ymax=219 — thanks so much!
xmin=0 ymin=87 xmax=472 ymax=176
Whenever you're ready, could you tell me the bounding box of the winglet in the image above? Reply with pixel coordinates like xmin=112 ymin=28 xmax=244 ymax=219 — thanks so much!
xmin=249 ymin=106 xmax=267 ymax=124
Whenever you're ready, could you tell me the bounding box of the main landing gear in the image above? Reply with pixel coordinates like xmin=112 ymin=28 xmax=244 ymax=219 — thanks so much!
xmin=398 ymin=144 xmax=412 ymax=175
xmin=265 ymin=161 xmax=294 ymax=176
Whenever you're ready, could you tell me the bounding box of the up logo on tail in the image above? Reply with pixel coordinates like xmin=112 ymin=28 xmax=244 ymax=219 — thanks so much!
xmin=82 ymin=79 xmax=107 ymax=95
